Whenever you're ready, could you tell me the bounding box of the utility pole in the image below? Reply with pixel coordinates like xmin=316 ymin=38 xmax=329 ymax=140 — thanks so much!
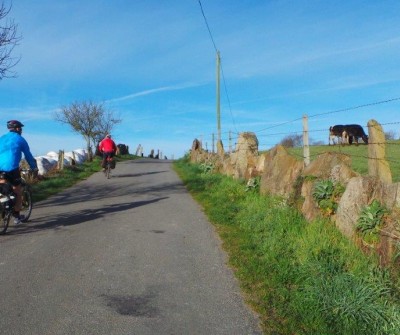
xmin=216 ymin=50 xmax=221 ymax=143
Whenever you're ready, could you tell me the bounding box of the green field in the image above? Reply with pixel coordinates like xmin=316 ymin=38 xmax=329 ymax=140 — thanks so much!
xmin=284 ymin=140 xmax=400 ymax=183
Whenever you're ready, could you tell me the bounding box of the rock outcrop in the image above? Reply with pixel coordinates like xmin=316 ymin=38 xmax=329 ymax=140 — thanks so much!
xmin=229 ymin=132 xmax=259 ymax=179
xmin=260 ymin=145 xmax=303 ymax=197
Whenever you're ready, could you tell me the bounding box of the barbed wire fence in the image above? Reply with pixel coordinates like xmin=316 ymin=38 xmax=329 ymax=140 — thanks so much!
xmin=196 ymin=98 xmax=400 ymax=180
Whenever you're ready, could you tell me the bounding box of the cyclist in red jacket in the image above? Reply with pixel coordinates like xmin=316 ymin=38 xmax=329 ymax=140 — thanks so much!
xmin=98 ymin=134 xmax=118 ymax=170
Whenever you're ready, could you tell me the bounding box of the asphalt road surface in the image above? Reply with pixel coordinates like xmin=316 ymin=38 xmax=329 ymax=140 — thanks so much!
xmin=0 ymin=159 xmax=262 ymax=335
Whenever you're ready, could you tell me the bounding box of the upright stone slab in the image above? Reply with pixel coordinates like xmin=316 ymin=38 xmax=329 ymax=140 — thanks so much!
xmin=231 ymin=132 xmax=259 ymax=179
xmin=190 ymin=138 xmax=203 ymax=163
xmin=216 ymin=139 xmax=225 ymax=157
xmin=368 ymin=119 xmax=392 ymax=184
xmin=260 ymin=145 xmax=303 ymax=197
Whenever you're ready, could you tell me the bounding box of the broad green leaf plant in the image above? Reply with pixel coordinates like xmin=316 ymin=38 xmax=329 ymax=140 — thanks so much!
xmin=312 ymin=179 xmax=345 ymax=216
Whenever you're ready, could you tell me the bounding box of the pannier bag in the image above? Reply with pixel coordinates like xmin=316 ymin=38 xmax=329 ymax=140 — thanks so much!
xmin=0 ymin=182 xmax=13 ymax=196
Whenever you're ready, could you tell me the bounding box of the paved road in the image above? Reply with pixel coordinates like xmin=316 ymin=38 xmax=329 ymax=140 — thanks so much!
xmin=0 ymin=159 xmax=261 ymax=335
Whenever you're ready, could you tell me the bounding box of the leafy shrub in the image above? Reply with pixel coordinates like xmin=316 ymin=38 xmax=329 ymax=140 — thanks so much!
xmin=356 ymin=200 xmax=387 ymax=239
xmin=245 ymin=176 xmax=260 ymax=192
xmin=199 ymin=162 xmax=214 ymax=175
xmin=312 ymin=179 xmax=345 ymax=216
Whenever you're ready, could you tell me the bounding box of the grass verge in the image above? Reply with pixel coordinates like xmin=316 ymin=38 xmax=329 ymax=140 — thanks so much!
xmin=174 ymin=158 xmax=400 ymax=335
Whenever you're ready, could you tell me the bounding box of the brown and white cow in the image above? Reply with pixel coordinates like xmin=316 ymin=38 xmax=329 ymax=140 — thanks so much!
xmin=329 ymin=125 xmax=347 ymax=145
xmin=329 ymin=124 xmax=368 ymax=145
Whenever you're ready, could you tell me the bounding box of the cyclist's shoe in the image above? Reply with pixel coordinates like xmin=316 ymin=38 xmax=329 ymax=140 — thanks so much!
xmin=14 ymin=215 xmax=26 ymax=225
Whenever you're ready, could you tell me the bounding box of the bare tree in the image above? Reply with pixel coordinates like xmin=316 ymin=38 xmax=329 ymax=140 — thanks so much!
xmin=280 ymin=134 xmax=302 ymax=148
xmin=385 ymin=130 xmax=396 ymax=141
xmin=0 ymin=2 xmax=21 ymax=79
xmin=94 ymin=108 xmax=121 ymax=144
xmin=55 ymin=101 xmax=121 ymax=160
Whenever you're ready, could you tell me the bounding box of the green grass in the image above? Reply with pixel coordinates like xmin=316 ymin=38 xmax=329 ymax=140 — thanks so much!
xmin=285 ymin=140 xmax=400 ymax=182
xmin=30 ymin=154 xmax=138 ymax=202
xmin=174 ymin=158 xmax=400 ymax=335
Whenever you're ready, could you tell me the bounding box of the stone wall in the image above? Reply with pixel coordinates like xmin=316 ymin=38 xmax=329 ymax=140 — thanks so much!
xmin=189 ymin=121 xmax=400 ymax=265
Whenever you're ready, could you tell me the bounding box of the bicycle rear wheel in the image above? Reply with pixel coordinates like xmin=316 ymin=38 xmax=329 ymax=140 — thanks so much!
xmin=0 ymin=207 xmax=11 ymax=235
xmin=20 ymin=185 xmax=32 ymax=222
xmin=106 ymin=164 xmax=111 ymax=179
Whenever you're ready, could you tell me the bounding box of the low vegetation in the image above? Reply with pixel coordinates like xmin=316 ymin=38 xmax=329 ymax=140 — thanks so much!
xmin=312 ymin=179 xmax=345 ymax=216
xmin=174 ymin=157 xmax=400 ymax=335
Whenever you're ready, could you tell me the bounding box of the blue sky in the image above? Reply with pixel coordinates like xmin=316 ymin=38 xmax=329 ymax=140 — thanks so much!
xmin=1 ymin=0 xmax=400 ymax=158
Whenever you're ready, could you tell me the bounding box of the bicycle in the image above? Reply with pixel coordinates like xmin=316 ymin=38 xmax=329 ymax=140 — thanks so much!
xmin=0 ymin=169 xmax=33 ymax=235
xmin=104 ymin=156 xmax=114 ymax=179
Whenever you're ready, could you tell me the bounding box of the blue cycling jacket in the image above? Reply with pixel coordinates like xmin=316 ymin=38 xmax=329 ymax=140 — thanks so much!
xmin=0 ymin=131 xmax=38 ymax=172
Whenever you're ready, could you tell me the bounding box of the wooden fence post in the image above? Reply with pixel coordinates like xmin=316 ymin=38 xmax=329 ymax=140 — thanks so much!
xmin=58 ymin=150 xmax=64 ymax=170
xmin=303 ymin=115 xmax=310 ymax=167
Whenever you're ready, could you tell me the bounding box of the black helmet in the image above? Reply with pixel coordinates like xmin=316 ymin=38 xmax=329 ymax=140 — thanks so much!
xmin=7 ymin=120 xmax=24 ymax=129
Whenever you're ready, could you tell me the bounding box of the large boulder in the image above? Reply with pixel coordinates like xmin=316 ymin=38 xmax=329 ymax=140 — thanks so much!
xmin=301 ymin=180 xmax=322 ymax=221
xmin=299 ymin=151 xmax=359 ymax=222
xmin=190 ymin=138 xmax=208 ymax=163
xmin=302 ymin=152 xmax=358 ymax=184
xmin=230 ymin=132 xmax=259 ymax=179
xmin=336 ymin=177 xmax=400 ymax=238
xmin=216 ymin=140 xmax=224 ymax=157
xmin=260 ymin=145 xmax=303 ymax=197
xmin=221 ymin=155 xmax=235 ymax=177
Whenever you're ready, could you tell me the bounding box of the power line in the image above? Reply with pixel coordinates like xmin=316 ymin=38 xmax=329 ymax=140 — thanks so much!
xmin=198 ymin=0 xmax=217 ymax=53
xmin=197 ymin=0 xmax=238 ymax=134
xmin=220 ymin=59 xmax=238 ymax=133
xmin=254 ymin=96 xmax=400 ymax=135
xmin=309 ymin=97 xmax=400 ymax=119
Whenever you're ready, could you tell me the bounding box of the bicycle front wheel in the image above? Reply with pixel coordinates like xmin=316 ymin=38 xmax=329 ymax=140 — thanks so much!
xmin=0 ymin=207 xmax=11 ymax=235
xmin=20 ymin=186 xmax=32 ymax=222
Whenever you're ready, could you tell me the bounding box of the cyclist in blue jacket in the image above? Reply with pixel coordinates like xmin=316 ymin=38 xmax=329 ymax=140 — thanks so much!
xmin=0 ymin=120 xmax=38 ymax=224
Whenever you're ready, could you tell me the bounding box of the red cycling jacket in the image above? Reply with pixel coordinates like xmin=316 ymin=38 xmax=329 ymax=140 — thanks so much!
xmin=99 ymin=138 xmax=117 ymax=153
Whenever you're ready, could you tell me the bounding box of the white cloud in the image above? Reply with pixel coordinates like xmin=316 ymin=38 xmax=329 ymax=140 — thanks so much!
xmin=106 ymin=82 xmax=204 ymax=104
